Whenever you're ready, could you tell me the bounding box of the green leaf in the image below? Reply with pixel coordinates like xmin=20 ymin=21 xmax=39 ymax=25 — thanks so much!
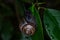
xmin=29 ymin=4 xmax=44 ymax=40
xmin=1 ymin=20 xmax=13 ymax=40
xmin=44 ymin=8 xmax=60 ymax=40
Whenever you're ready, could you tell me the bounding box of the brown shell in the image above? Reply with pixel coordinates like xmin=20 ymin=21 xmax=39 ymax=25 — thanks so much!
xmin=20 ymin=23 xmax=35 ymax=36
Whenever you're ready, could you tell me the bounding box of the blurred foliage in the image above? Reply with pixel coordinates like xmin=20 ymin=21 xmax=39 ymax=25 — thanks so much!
xmin=0 ymin=0 xmax=60 ymax=40
xmin=44 ymin=8 xmax=60 ymax=40
xmin=29 ymin=4 xmax=44 ymax=40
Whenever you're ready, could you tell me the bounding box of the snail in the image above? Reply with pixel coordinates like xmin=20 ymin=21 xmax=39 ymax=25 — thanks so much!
xmin=19 ymin=22 xmax=35 ymax=36
xmin=19 ymin=10 xmax=36 ymax=36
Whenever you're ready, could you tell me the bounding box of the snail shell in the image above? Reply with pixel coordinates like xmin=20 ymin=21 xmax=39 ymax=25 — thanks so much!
xmin=20 ymin=23 xmax=35 ymax=36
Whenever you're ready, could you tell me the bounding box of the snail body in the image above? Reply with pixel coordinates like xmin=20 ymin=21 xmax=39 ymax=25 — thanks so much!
xmin=19 ymin=10 xmax=36 ymax=36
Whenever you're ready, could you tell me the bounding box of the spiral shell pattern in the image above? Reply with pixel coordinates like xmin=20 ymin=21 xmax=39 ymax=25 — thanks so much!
xmin=20 ymin=23 xmax=35 ymax=36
